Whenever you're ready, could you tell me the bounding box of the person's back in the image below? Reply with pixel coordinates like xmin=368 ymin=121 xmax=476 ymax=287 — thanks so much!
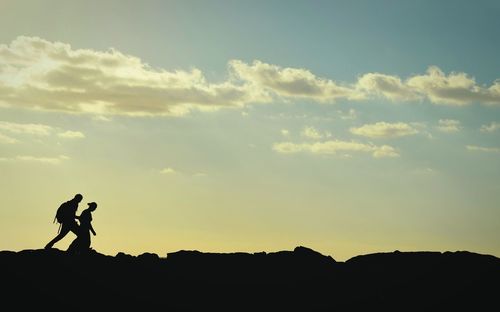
xmin=45 ymin=193 xmax=83 ymax=249
xmin=60 ymin=200 xmax=78 ymax=224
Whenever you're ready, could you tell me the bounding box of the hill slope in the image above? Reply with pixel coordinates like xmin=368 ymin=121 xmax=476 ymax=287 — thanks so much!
xmin=1 ymin=246 xmax=498 ymax=311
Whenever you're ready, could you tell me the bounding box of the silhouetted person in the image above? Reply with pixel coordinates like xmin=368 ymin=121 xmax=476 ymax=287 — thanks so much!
xmin=68 ymin=202 xmax=97 ymax=255
xmin=45 ymin=194 xmax=82 ymax=249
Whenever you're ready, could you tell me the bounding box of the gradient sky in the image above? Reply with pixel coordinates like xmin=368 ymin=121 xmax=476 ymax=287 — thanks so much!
xmin=1 ymin=0 xmax=499 ymax=261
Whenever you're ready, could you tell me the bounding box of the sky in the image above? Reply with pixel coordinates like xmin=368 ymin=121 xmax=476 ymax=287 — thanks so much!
xmin=0 ymin=0 xmax=499 ymax=261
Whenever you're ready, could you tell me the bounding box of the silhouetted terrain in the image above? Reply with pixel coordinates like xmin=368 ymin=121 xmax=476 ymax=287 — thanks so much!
xmin=1 ymin=246 xmax=498 ymax=311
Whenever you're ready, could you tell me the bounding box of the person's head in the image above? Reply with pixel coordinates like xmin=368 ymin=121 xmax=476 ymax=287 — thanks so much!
xmin=73 ymin=194 xmax=83 ymax=202
xmin=87 ymin=202 xmax=97 ymax=211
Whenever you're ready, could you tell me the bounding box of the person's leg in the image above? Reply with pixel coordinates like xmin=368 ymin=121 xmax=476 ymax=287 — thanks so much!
xmin=69 ymin=225 xmax=84 ymax=254
xmin=67 ymin=236 xmax=79 ymax=254
xmin=68 ymin=222 xmax=80 ymax=236
xmin=81 ymin=231 xmax=91 ymax=253
xmin=45 ymin=224 xmax=71 ymax=249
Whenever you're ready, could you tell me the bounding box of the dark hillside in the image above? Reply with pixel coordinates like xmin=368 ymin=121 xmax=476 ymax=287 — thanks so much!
xmin=1 ymin=246 xmax=498 ymax=311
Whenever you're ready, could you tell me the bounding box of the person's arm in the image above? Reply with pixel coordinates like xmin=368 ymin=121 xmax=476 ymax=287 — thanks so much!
xmin=90 ymin=223 xmax=96 ymax=236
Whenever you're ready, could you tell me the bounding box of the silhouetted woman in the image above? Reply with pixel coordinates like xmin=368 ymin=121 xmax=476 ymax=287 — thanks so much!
xmin=68 ymin=202 xmax=97 ymax=254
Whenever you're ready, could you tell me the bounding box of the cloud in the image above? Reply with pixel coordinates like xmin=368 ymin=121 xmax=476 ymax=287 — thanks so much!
xmin=229 ymin=60 xmax=362 ymax=102
xmin=356 ymin=66 xmax=500 ymax=106
xmin=437 ymin=119 xmax=461 ymax=133
xmin=273 ymin=140 xmax=399 ymax=158
xmin=338 ymin=108 xmax=358 ymax=120
xmin=1 ymin=37 xmax=499 ymax=118
xmin=0 ymin=132 xmax=18 ymax=144
xmin=0 ymin=155 xmax=69 ymax=164
xmin=0 ymin=121 xmax=52 ymax=136
xmin=92 ymin=115 xmax=112 ymax=122
xmin=350 ymin=122 xmax=419 ymax=138
xmin=280 ymin=129 xmax=290 ymax=137
xmin=480 ymin=122 xmax=500 ymax=133
xmin=466 ymin=145 xmax=500 ymax=153
xmin=160 ymin=167 xmax=176 ymax=174
xmin=0 ymin=120 xmax=85 ymax=142
xmin=0 ymin=36 xmax=267 ymax=117
xmin=357 ymin=73 xmax=419 ymax=101
xmin=57 ymin=130 xmax=85 ymax=139
xmin=301 ymin=126 xmax=330 ymax=140
xmin=406 ymin=66 xmax=500 ymax=106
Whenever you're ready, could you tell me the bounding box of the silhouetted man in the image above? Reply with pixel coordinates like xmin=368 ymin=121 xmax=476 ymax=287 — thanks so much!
xmin=45 ymin=194 xmax=83 ymax=249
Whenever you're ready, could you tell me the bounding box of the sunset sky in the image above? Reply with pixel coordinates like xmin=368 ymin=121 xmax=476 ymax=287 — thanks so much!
xmin=1 ymin=0 xmax=499 ymax=261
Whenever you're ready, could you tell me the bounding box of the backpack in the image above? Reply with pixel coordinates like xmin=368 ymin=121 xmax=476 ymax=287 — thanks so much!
xmin=54 ymin=201 xmax=71 ymax=224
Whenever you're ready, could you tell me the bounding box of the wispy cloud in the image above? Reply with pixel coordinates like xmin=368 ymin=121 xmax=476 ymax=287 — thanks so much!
xmin=0 ymin=121 xmax=52 ymax=136
xmin=57 ymin=130 xmax=85 ymax=139
xmin=466 ymin=145 xmax=500 ymax=153
xmin=160 ymin=167 xmax=176 ymax=175
xmin=92 ymin=115 xmax=112 ymax=122
xmin=338 ymin=108 xmax=358 ymax=120
xmin=0 ymin=132 xmax=18 ymax=144
xmin=480 ymin=122 xmax=500 ymax=133
xmin=2 ymin=37 xmax=499 ymax=118
xmin=350 ymin=122 xmax=419 ymax=139
xmin=280 ymin=129 xmax=290 ymax=137
xmin=273 ymin=140 xmax=399 ymax=158
xmin=437 ymin=119 xmax=461 ymax=133
xmin=0 ymin=120 xmax=85 ymax=142
xmin=411 ymin=167 xmax=437 ymax=176
xmin=301 ymin=126 xmax=330 ymax=140
xmin=0 ymin=155 xmax=70 ymax=164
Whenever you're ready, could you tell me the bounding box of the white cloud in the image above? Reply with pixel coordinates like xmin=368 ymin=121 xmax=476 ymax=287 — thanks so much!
xmin=0 ymin=120 xmax=86 ymax=142
xmin=0 ymin=155 xmax=69 ymax=164
xmin=466 ymin=145 xmax=500 ymax=153
xmin=273 ymin=140 xmax=399 ymax=158
xmin=406 ymin=66 xmax=500 ymax=106
xmin=0 ymin=121 xmax=53 ymax=136
xmin=357 ymin=73 xmax=419 ymax=101
xmin=229 ymin=60 xmax=362 ymax=102
xmin=411 ymin=167 xmax=436 ymax=175
xmin=0 ymin=132 xmax=18 ymax=144
xmin=437 ymin=119 xmax=461 ymax=133
xmin=356 ymin=66 xmax=500 ymax=106
xmin=58 ymin=130 xmax=85 ymax=139
xmin=93 ymin=115 xmax=112 ymax=122
xmin=1 ymin=37 xmax=499 ymax=118
xmin=0 ymin=36 xmax=267 ymax=117
xmin=160 ymin=167 xmax=176 ymax=174
xmin=350 ymin=122 xmax=419 ymax=138
xmin=301 ymin=126 xmax=323 ymax=140
xmin=480 ymin=122 xmax=500 ymax=133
